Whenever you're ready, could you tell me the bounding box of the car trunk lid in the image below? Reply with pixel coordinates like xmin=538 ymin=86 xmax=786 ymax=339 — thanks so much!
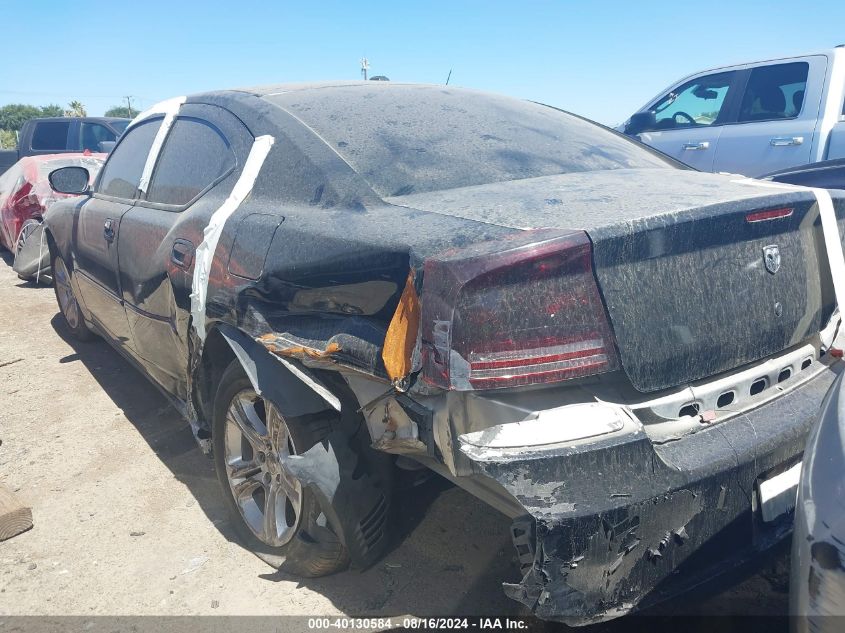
xmin=391 ymin=169 xmax=842 ymax=392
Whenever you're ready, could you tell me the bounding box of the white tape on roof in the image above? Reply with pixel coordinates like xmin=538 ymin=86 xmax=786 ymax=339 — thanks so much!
xmin=190 ymin=134 xmax=275 ymax=342
xmin=127 ymin=95 xmax=186 ymax=129
xmin=137 ymin=96 xmax=187 ymax=193
xmin=731 ymin=177 xmax=845 ymax=312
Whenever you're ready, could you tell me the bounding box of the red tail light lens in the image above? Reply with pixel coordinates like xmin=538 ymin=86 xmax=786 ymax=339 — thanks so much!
xmin=420 ymin=229 xmax=620 ymax=390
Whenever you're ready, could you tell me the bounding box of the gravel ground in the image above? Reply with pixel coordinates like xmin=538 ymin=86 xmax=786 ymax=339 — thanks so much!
xmin=0 ymin=251 xmax=792 ymax=630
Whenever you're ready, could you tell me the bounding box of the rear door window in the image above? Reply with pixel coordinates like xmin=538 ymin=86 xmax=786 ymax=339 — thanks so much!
xmin=80 ymin=123 xmax=117 ymax=152
xmin=737 ymin=62 xmax=809 ymax=122
xmin=96 ymin=118 xmax=162 ymax=199
xmin=31 ymin=121 xmax=70 ymax=150
xmin=646 ymin=71 xmax=736 ymax=131
xmin=146 ymin=117 xmax=234 ymax=206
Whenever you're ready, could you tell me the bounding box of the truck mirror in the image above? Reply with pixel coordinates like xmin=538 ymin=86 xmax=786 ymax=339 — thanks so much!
xmin=49 ymin=166 xmax=91 ymax=195
xmin=625 ymin=111 xmax=657 ymax=135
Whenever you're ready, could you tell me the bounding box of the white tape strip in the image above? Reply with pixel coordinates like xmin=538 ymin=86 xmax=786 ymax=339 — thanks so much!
xmin=127 ymin=95 xmax=186 ymax=129
xmin=731 ymin=177 xmax=845 ymax=312
xmin=137 ymin=96 xmax=187 ymax=193
xmin=190 ymin=135 xmax=275 ymax=342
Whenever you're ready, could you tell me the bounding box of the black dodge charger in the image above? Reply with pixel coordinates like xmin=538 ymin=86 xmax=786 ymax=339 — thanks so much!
xmin=44 ymin=82 xmax=845 ymax=624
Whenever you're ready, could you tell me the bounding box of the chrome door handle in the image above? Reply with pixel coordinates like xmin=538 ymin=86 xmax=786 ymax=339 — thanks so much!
xmin=770 ymin=136 xmax=804 ymax=146
xmin=103 ymin=218 xmax=115 ymax=242
xmin=682 ymin=141 xmax=710 ymax=150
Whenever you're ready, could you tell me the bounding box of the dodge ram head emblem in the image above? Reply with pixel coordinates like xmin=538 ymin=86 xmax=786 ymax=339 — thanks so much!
xmin=763 ymin=244 xmax=781 ymax=274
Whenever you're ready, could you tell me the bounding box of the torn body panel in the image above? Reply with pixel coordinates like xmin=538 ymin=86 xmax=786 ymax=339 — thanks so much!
xmin=457 ymin=360 xmax=842 ymax=624
xmin=212 ymin=324 xmax=394 ymax=568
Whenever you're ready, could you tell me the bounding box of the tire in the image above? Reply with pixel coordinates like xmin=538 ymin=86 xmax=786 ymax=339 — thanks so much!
xmin=50 ymin=248 xmax=94 ymax=341
xmin=14 ymin=219 xmax=45 ymax=283
xmin=212 ymin=359 xmax=349 ymax=577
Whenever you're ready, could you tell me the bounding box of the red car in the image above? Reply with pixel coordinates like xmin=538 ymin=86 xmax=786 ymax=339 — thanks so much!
xmin=0 ymin=153 xmax=105 ymax=251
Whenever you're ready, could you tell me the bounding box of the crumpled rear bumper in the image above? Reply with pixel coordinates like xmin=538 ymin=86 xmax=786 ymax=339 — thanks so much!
xmin=460 ymin=362 xmax=841 ymax=625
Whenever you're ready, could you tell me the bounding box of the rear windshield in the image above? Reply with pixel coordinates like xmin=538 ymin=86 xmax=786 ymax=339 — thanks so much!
xmin=268 ymin=85 xmax=676 ymax=197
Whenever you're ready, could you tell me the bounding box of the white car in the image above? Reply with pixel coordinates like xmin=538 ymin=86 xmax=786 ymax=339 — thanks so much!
xmin=621 ymin=47 xmax=845 ymax=177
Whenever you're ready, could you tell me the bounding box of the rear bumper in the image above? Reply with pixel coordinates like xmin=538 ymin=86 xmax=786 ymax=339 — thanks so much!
xmin=459 ymin=360 xmax=842 ymax=625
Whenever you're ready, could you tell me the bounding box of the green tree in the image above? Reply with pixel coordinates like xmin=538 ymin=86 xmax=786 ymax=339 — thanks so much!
xmin=39 ymin=104 xmax=64 ymax=117
xmin=0 ymin=129 xmax=17 ymax=149
xmin=104 ymin=105 xmax=135 ymax=118
xmin=0 ymin=104 xmax=42 ymax=131
xmin=64 ymin=100 xmax=87 ymax=117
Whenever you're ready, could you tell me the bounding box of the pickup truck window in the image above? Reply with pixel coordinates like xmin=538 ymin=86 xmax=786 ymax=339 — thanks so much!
xmin=31 ymin=121 xmax=70 ymax=150
xmin=646 ymin=72 xmax=735 ymax=132
xmin=97 ymin=118 xmax=162 ymax=199
xmin=737 ymin=62 xmax=809 ymax=122
xmin=80 ymin=123 xmax=116 ymax=152
xmin=146 ymin=117 xmax=234 ymax=206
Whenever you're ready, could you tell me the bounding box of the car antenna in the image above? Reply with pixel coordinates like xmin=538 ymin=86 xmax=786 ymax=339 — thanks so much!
xmin=445 ymin=69 xmax=452 ymax=85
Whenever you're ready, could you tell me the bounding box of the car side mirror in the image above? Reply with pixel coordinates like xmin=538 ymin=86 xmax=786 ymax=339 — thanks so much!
xmin=98 ymin=141 xmax=116 ymax=153
xmin=625 ymin=111 xmax=657 ymax=136
xmin=49 ymin=166 xmax=91 ymax=195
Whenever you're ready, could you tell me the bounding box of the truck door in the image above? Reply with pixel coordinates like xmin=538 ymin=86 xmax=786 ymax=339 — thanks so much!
xmin=712 ymin=57 xmax=826 ymax=177
xmin=630 ymin=70 xmax=741 ymax=172
xmin=72 ymin=117 xmax=162 ymax=347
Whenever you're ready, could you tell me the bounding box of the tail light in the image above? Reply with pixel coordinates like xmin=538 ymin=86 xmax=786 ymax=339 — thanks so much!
xmin=420 ymin=229 xmax=620 ymax=390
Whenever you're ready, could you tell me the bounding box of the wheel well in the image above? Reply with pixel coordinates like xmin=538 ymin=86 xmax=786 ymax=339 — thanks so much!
xmin=195 ymin=326 xmax=237 ymax=423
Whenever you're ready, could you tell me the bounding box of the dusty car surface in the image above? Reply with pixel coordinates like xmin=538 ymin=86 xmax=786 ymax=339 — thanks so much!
xmin=43 ymin=82 xmax=845 ymax=624
xmin=0 ymin=153 xmax=105 ymax=252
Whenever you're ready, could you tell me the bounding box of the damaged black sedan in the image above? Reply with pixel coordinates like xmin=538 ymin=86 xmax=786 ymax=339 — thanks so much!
xmin=44 ymin=82 xmax=845 ymax=624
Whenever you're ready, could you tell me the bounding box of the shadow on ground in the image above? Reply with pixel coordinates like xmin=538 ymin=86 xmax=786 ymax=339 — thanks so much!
xmin=47 ymin=310 xmax=521 ymax=618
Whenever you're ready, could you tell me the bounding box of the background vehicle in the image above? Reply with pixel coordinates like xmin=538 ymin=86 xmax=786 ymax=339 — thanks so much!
xmin=0 ymin=153 xmax=105 ymax=251
xmin=0 ymin=117 xmax=127 ymax=175
xmin=44 ymin=82 xmax=845 ymax=625
xmin=767 ymin=157 xmax=845 ymax=189
xmin=621 ymin=47 xmax=845 ymax=177
xmin=790 ymin=372 xmax=845 ymax=629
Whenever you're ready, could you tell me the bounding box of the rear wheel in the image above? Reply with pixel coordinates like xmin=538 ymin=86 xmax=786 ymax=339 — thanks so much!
xmin=51 ymin=249 xmax=93 ymax=341
xmin=212 ymin=360 xmax=349 ymax=576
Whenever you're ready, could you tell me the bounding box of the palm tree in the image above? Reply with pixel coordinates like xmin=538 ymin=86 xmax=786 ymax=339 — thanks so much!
xmin=64 ymin=101 xmax=87 ymax=117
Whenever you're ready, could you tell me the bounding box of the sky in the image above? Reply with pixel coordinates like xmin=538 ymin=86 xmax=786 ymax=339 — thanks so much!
xmin=3 ymin=0 xmax=844 ymax=126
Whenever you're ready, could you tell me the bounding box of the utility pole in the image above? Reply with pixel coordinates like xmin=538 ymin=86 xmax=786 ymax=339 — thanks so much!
xmin=124 ymin=96 xmax=134 ymax=117
xmin=360 ymin=57 xmax=369 ymax=81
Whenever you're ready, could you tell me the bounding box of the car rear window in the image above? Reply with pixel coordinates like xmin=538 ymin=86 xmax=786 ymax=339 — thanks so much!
xmin=31 ymin=121 xmax=70 ymax=150
xmin=267 ymin=85 xmax=675 ymax=198
xmin=146 ymin=117 xmax=234 ymax=206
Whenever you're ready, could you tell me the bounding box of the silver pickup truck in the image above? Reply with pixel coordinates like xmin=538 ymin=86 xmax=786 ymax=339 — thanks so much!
xmin=621 ymin=47 xmax=845 ymax=177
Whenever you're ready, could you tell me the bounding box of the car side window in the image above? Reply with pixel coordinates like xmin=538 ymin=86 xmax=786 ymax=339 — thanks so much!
xmin=737 ymin=62 xmax=809 ymax=122
xmin=645 ymin=71 xmax=735 ymax=132
xmin=80 ymin=123 xmax=116 ymax=152
xmin=97 ymin=118 xmax=162 ymax=199
xmin=31 ymin=121 xmax=70 ymax=150
xmin=145 ymin=117 xmax=235 ymax=206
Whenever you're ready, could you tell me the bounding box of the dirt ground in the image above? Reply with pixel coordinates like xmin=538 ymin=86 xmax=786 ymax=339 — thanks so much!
xmin=0 ymin=250 xmax=792 ymax=630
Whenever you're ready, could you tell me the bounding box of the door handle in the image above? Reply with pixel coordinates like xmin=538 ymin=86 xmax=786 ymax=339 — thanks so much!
xmin=171 ymin=239 xmax=195 ymax=270
xmin=770 ymin=136 xmax=804 ymax=147
xmin=103 ymin=218 xmax=115 ymax=242
xmin=682 ymin=141 xmax=710 ymax=150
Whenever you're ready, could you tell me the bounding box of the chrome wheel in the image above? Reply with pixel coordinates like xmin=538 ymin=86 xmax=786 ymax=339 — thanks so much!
xmin=53 ymin=256 xmax=80 ymax=329
xmin=224 ymin=389 xmax=303 ymax=547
